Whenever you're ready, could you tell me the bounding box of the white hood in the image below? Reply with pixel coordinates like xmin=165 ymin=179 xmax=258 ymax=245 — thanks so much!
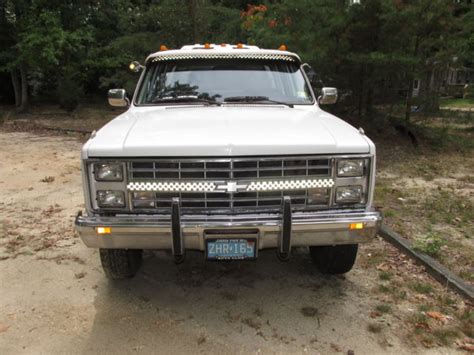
xmin=84 ymin=106 xmax=371 ymax=157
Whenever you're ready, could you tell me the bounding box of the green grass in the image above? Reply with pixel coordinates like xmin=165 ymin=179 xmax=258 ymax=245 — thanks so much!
xmin=413 ymin=233 xmax=446 ymax=256
xmin=379 ymin=271 xmax=393 ymax=281
xmin=423 ymin=190 xmax=474 ymax=227
xmin=440 ymin=98 xmax=474 ymax=109
xmin=408 ymin=281 xmax=434 ymax=294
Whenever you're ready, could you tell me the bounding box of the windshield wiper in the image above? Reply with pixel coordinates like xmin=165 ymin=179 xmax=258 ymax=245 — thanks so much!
xmin=151 ymin=95 xmax=220 ymax=106
xmin=224 ymin=96 xmax=294 ymax=108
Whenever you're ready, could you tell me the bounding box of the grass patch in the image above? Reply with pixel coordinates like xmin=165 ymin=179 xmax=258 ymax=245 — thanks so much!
xmin=384 ymin=210 xmax=396 ymax=218
xmin=460 ymin=309 xmax=474 ymax=338
xmin=440 ymin=98 xmax=474 ymax=109
xmin=413 ymin=233 xmax=446 ymax=256
xmin=375 ymin=304 xmax=392 ymax=314
xmin=423 ymin=190 xmax=473 ymax=227
xmin=379 ymin=271 xmax=393 ymax=281
xmin=417 ymin=304 xmax=432 ymax=312
xmin=408 ymin=281 xmax=433 ymax=294
xmin=432 ymin=327 xmax=460 ymax=346
xmin=459 ymin=270 xmax=474 ymax=282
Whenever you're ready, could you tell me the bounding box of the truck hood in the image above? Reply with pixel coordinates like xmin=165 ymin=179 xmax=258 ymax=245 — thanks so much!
xmin=85 ymin=106 xmax=370 ymax=157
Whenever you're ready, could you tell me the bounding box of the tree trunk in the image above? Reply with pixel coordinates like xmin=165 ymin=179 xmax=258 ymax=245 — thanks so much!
xmin=186 ymin=0 xmax=199 ymax=43
xmin=405 ymin=37 xmax=420 ymax=124
xmin=19 ymin=63 xmax=28 ymax=112
xmin=10 ymin=68 xmax=21 ymax=107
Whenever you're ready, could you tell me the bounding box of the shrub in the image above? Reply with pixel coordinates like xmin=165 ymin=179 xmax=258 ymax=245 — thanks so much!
xmin=57 ymin=69 xmax=83 ymax=112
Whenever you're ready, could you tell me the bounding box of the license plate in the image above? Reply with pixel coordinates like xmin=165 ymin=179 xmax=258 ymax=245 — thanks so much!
xmin=206 ymin=238 xmax=257 ymax=260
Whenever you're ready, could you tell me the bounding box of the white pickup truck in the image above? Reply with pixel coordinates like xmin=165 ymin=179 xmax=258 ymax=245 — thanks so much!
xmin=75 ymin=44 xmax=381 ymax=279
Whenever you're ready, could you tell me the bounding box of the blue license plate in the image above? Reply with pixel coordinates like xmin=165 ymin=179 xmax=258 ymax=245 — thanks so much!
xmin=206 ymin=238 xmax=257 ymax=260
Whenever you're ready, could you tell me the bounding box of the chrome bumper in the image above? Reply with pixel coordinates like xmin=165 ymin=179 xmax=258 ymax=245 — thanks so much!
xmin=75 ymin=209 xmax=382 ymax=251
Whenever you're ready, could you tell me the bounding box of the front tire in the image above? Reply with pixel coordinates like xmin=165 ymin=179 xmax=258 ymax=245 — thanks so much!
xmin=309 ymin=244 xmax=358 ymax=274
xmin=99 ymin=249 xmax=143 ymax=279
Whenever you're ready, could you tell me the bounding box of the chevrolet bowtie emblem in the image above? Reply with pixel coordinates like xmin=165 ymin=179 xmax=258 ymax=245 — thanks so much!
xmin=216 ymin=181 xmax=247 ymax=193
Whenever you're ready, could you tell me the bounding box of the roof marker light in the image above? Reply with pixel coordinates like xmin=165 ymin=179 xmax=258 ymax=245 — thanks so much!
xmin=160 ymin=45 xmax=169 ymax=51
xmin=204 ymin=43 xmax=211 ymax=49
xmin=278 ymin=44 xmax=287 ymax=51
xmin=236 ymin=43 xmax=244 ymax=49
xmin=220 ymin=43 xmax=227 ymax=47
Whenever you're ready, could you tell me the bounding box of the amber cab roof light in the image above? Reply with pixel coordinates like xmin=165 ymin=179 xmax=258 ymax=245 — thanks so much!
xmin=278 ymin=44 xmax=288 ymax=51
xmin=159 ymin=45 xmax=169 ymax=51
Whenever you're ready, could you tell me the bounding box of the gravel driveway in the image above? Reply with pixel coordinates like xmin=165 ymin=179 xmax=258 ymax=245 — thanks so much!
xmin=0 ymin=132 xmax=464 ymax=354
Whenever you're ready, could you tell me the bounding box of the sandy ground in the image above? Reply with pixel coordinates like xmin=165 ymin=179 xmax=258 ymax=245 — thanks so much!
xmin=0 ymin=131 xmax=465 ymax=354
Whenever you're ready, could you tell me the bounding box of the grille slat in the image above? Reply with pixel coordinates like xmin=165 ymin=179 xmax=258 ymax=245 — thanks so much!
xmin=130 ymin=157 xmax=332 ymax=212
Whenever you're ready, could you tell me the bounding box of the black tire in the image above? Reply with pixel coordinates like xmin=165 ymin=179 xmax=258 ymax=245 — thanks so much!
xmin=99 ymin=249 xmax=143 ymax=279
xmin=309 ymin=244 xmax=358 ymax=275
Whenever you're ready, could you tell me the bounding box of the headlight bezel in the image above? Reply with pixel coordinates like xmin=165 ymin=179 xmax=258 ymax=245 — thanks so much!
xmin=93 ymin=162 xmax=124 ymax=182
xmin=335 ymin=185 xmax=364 ymax=204
xmin=96 ymin=190 xmax=126 ymax=208
xmin=336 ymin=159 xmax=366 ymax=177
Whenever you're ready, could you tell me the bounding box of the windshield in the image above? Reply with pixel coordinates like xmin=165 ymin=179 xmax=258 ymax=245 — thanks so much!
xmin=135 ymin=59 xmax=314 ymax=105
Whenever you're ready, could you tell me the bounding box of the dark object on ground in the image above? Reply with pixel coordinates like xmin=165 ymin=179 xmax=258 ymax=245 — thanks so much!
xmin=99 ymin=249 xmax=143 ymax=279
xmin=393 ymin=123 xmax=418 ymax=147
xmin=309 ymin=244 xmax=358 ymax=274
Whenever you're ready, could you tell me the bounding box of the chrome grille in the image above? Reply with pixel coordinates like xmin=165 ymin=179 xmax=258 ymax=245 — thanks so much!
xmin=130 ymin=158 xmax=331 ymax=180
xmin=128 ymin=157 xmax=333 ymax=213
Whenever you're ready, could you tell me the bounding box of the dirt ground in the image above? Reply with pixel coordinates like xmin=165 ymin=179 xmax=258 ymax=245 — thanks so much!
xmin=0 ymin=127 xmax=472 ymax=354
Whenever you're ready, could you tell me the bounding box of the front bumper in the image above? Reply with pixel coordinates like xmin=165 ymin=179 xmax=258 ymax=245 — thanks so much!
xmin=75 ymin=209 xmax=382 ymax=251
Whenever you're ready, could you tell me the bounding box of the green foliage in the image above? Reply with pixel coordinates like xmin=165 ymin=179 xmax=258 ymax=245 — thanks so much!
xmin=413 ymin=233 xmax=446 ymax=256
xmin=0 ymin=0 xmax=471 ymax=115
xmin=57 ymin=68 xmax=83 ymax=111
xmin=408 ymin=281 xmax=433 ymax=294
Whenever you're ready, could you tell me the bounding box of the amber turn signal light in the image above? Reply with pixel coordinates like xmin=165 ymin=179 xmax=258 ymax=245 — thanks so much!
xmin=349 ymin=223 xmax=364 ymax=230
xmin=97 ymin=227 xmax=111 ymax=235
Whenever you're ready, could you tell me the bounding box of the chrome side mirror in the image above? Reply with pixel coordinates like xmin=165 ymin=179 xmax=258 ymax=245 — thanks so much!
xmin=108 ymin=89 xmax=129 ymax=107
xmin=318 ymin=87 xmax=338 ymax=105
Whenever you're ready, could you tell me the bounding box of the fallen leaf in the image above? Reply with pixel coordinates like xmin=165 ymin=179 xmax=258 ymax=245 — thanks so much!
xmin=426 ymin=311 xmax=446 ymax=323
xmin=456 ymin=337 xmax=474 ymax=351
xmin=74 ymin=272 xmax=86 ymax=279
xmin=0 ymin=324 xmax=10 ymax=333
xmin=376 ymin=262 xmax=390 ymax=271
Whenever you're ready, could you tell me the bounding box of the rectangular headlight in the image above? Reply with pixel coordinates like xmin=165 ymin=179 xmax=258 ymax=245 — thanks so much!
xmin=337 ymin=159 xmax=364 ymax=177
xmin=97 ymin=190 xmax=125 ymax=208
xmin=335 ymin=186 xmax=362 ymax=203
xmin=94 ymin=163 xmax=123 ymax=181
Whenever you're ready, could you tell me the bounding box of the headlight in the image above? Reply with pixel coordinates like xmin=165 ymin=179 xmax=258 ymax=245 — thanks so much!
xmin=97 ymin=190 xmax=125 ymax=208
xmin=94 ymin=163 xmax=123 ymax=181
xmin=132 ymin=191 xmax=155 ymax=208
xmin=337 ymin=159 xmax=364 ymax=177
xmin=307 ymin=188 xmax=329 ymax=204
xmin=335 ymin=186 xmax=363 ymax=203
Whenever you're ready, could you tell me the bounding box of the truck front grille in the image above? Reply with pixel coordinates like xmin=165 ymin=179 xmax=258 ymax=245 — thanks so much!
xmin=128 ymin=157 xmax=333 ymax=213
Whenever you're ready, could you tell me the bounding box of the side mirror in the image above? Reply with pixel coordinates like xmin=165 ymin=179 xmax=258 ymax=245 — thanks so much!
xmin=318 ymin=87 xmax=338 ymax=105
xmin=108 ymin=89 xmax=129 ymax=107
